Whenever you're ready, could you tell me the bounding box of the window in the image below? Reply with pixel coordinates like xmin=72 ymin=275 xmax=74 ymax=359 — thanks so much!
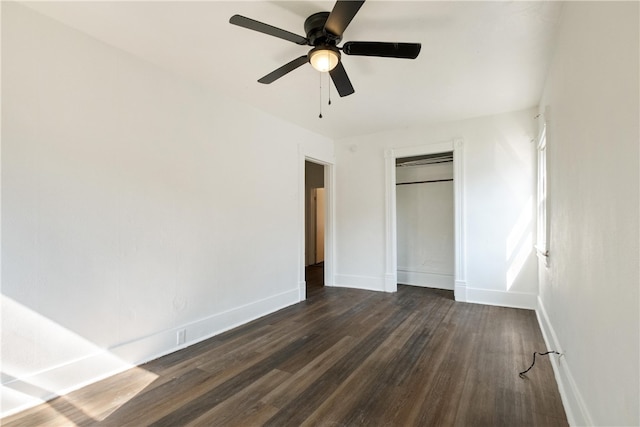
xmin=536 ymin=124 xmax=549 ymax=261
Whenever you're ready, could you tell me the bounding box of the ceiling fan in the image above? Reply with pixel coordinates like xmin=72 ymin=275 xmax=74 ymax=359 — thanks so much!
xmin=229 ymin=1 xmax=421 ymax=97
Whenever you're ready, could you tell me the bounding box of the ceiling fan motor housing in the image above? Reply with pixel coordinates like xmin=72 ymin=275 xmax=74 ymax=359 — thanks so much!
xmin=304 ymin=12 xmax=341 ymax=46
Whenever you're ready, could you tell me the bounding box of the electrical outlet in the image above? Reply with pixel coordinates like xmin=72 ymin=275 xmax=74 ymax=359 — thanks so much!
xmin=177 ymin=329 xmax=186 ymax=345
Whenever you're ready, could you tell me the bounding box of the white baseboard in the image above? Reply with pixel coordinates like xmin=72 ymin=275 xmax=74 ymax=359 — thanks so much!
xmin=384 ymin=274 xmax=397 ymax=293
xmin=1 ymin=353 xmax=134 ymax=418
xmin=299 ymin=281 xmax=306 ymax=300
xmin=397 ymin=269 xmax=454 ymax=290
xmin=454 ymin=280 xmax=467 ymax=302
xmin=332 ymin=277 xmax=535 ymax=311
xmin=465 ymin=287 xmax=537 ymax=310
xmin=333 ymin=274 xmax=385 ymax=292
xmin=536 ymin=296 xmax=592 ymax=426
xmin=0 ymin=288 xmax=299 ymax=418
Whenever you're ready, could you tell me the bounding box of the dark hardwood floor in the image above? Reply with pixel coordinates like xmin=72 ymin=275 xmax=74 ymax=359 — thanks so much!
xmin=305 ymin=263 xmax=324 ymax=297
xmin=3 ymin=284 xmax=567 ymax=426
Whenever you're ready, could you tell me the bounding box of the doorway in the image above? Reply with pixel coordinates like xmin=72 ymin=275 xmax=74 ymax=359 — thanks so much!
xmin=396 ymin=152 xmax=454 ymax=290
xmin=305 ymin=160 xmax=325 ymax=295
xmin=383 ymin=139 xmax=467 ymax=301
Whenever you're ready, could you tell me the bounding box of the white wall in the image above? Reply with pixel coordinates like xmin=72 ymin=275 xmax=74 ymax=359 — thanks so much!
xmin=536 ymin=2 xmax=639 ymax=426
xmin=396 ymin=163 xmax=454 ymax=289
xmin=335 ymin=108 xmax=539 ymax=308
xmin=1 ymin=3 xmax=333 ymax=416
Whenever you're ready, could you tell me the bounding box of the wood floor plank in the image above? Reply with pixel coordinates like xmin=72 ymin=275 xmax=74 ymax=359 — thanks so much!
xmin=103 ymin=368 xmax=219 ymax=427
xmin=149 ymin=335 xmax=318 ymax=426
xmin=185 ymin=369 xmax=291 ymax=427
xmin=260 ymin=336 xmax=356 ymax=409
xmin=261 ymin=299 xmax=422 ymax=426
xmin=2 ymin=283 xmax=567 ymax=427
xmin=300 ymin=304 xmax=448 ymax=425
xmin=64 ymin=366 xmax=160 ymax=424
xmin=370 ymin=302 xmax=464 ymax=425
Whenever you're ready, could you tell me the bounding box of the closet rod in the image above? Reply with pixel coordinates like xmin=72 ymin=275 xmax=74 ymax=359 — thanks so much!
xmin=396 ymin=179 xmax=453 ymax=186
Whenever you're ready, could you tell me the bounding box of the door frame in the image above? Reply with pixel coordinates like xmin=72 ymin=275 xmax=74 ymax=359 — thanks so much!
xmin=314 ymin=187 xmax=326 ymax=264
xmin=384 ymin=139 xmax=467 ymax=301
xmin=299 ymin=156 xmax=334 ymax=301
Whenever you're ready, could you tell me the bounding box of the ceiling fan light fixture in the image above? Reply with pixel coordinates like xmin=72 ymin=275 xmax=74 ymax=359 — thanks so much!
xmin=309 ymin=45 xmax=340 ymax=72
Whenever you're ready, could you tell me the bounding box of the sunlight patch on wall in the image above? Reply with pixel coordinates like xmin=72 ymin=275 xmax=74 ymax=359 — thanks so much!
xmin=506 ymin=197 xmax=534 ymax=290
xmin=1 ymin=295 xmax=156 ymax=419
xmin=507 ymin=197 xmax=533 ymax=258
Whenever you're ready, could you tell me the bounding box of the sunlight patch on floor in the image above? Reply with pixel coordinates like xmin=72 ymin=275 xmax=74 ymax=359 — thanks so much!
xmin=64 ymin=366 xmax=158 ymax=421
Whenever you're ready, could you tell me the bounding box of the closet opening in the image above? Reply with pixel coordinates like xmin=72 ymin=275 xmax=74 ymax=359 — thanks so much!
xmin=395 ymin=152 xmax=455 ymax=291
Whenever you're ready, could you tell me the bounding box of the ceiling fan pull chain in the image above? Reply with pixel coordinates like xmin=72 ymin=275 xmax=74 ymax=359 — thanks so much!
xmin=328 ymin=72 xmax=332 ymax=106
xmin=319 ymin=72 xmax=323 ymax=119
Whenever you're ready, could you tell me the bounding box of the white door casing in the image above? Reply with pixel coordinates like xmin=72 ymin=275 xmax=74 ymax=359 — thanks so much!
xmin=384 ymin=139 xmax=467 ymax=301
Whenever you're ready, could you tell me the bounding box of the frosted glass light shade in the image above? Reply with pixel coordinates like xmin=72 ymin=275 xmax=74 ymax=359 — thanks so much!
xmin=309 ymin=47 xmax=340 ymax=72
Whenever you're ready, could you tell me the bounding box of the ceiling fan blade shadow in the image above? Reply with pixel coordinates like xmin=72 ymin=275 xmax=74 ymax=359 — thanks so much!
xmin=324 ymin=1 xmax=365 ymax=38
xmin=329 ymin=62 xmax=355 ymax=97
xmin=342 ymin=42 xmax=421 ymax=59
xmin=258 ymin=56 xmax=309 ymax=84
xmin=230 ymin=15 xmax=308 ymax=45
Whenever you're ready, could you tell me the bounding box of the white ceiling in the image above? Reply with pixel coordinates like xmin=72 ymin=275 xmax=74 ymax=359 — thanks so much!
xmin=22 ymin=1 xmax=563 ymax=140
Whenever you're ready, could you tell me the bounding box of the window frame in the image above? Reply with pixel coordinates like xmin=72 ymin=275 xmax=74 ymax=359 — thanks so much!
xmin=536 ymin=124 xmax=549 ymax=263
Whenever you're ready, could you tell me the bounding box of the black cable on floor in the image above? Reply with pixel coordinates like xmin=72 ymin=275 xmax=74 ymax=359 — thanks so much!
xmin=519 ymin=351 xmax=561 ymax=378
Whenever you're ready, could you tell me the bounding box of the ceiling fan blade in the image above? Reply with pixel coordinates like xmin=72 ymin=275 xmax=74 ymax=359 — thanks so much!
xmin=258 ymin=56 xmax=309 ymax=84
xmin=342 ymin=42 xmax=421 ymax=59
xmin=324 ymin=1 xmax=365 ymax=38
xmin=230 ymin=15 xmax=308 ymax=45
xmin=329 ymin=62 xmax=355 ymax=97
